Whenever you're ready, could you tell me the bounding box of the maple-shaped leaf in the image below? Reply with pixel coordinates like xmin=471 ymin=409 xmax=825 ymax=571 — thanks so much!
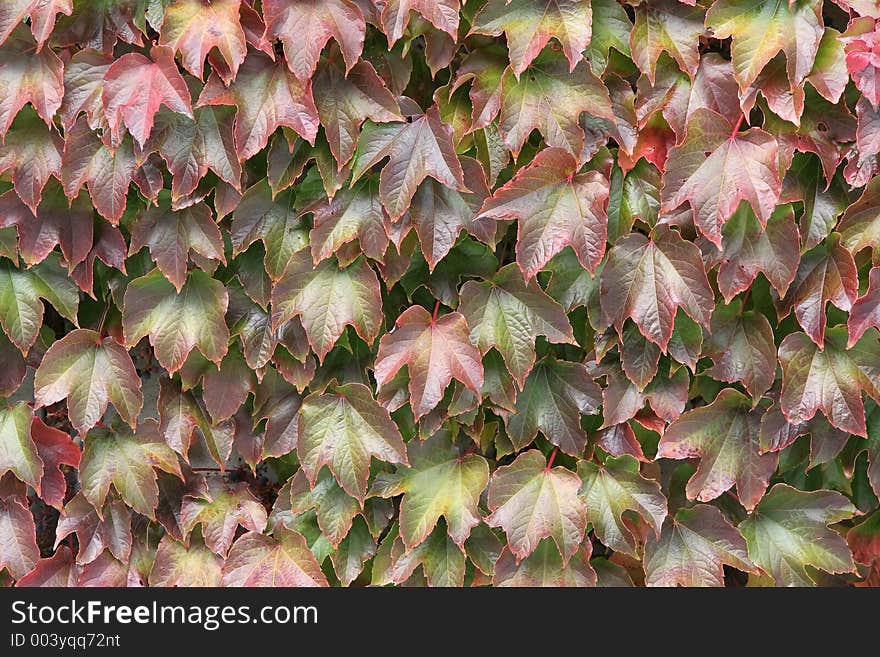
xmin=704 ymin=301 xmax=777 ymax=401
xmin=181 ymin=478 xmax=268 ymax=556
xmin=130 ymin=201 xmax=225 ymax=292
xmin=630 ymin=0 xmax=704 ymax=83
xmin=271 ymin=250 xmax=382 ymax=361
xmin=486 ymin=449 xmax=586 ymax=564
xmin=230 ymin=180 xmax=308 ymax=281
xmin=739 ymin=484 xmax=856 ymax=586
xmin=705 ymin=0 xmax=823 ymax=92
xmin=197 ymin=51 xmax=318 ymax=160
xmin=158 ymin=0 xmax=246 ymax=80
xmin=600 ymin=225 xmax=713 ymax=351
xmin=54 ymin=494 xmax=131 ymax=565
xmin=644 ymin=504 xmax=756 ymax=587
xmin=838 ymin=174 xmax=880 ymax=260
xmin=842 ymin=17 xmax=880 ymax=109
xmin=503 ymin=357 xmax=601 ymax=456
xmin=0 ymin=256 xmax=79 ymax=355
xmin=380 ymin=523 xmax=467 ymax=587
xmin=31 ymin=417 xmax=79 ymax=510
xmin=470 ymin=0 xmax=592 ymax=77
xmin=778 ymin=327 xmax=880 ymax=437
xmin=122 ymin=269 xmax=230 ymax=373
xmin=80 ymin=421 xmax=181 ymax=519
xmin=221 ymin=525 xmax=328 ymax=586
xmin=146 ymin=106 xmax=242 ymax=201
xmin=297 ymin=382 xmax=408 ymax=502
xmin=149 ymin=533 xmax=223 ymax=587
xmin=448 ymin=46 xmax=506 ymax=133
xmin=0 ymin=108 xmax=62 ymax=214
xmin=370 ymin=431 xmax=488 ymax=549
xmin=661 ymin=108 xmax=781 ymax=247
xmin=288 ymin=470 xmax=360 ymax=547
xmin=658 ymin=388 xmax=778 ymax=511
xmin=59 ymin=48 xmax=112 ymax=132
xmin=330 ymin=517 xmax=376 ymax=586
xmin=60 ymin=117 xmax=136 ymax=224
xmin=459 ymin=264 xmax=574 ymax=386
xmin=702 ymin=204 xmax=800 ymax=303
xmin=0 ymin=494 xmax=39 ymax=579
xmin=374 ymin=305 xmax=484 ymax=420
xmin=493 ymin=540 xmax=596 ymax=587
xmin=313 ymin=58 xmax=402 ymax=170
xmin=849 ymin=267 xmax=880 ymax=348
xmin=102 ymin=45 xmax=193 ymax=148
xmin=157 ymin=377 xmax=233 ymax=464
xmin=34 ymin=329 xmax=143 ymax=435
xmin=349 ymin=104 xmax=465 ymax=220
xmin=0 ymin=402 xmax=42 ymax=493
xmin=476 ymin=148 xmax=609 ymax=280
xmin=0 ymin=26 xmax=63 ymax=139
xmin=776 ymin=235 xmax=858 ymax=347
xmin=263 ymin=0 xmax=365 ymax=81
xmin=0 ymin=0 xmax=72 ymax=50
xmin=52 ymin=0 xmax=147 ymax=53
xmin=577 ymin=455 xmax=667 ymax=558
xmin=379 ymin=0 xmax=459 ymax=46
xmin=306 ymin=178 xmax=389 ymax=264
xmin=497 ymin=50 xmax=614 ymax=159
xmin=16 ymin=545 xmax=77 ymax=587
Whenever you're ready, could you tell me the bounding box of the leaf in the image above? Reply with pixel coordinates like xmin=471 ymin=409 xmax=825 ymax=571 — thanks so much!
xmin=197 ymin=50 xmax=319 ymax=159
xmin=181 ymin=478 xmax=268 ymax=556
xmin=0 ymin=107 xmax=62 ymax=213
xmin=130 ymin=201 xmax=225 ymax=292
xmin=271 ymin=250 xmax=383 ymax=361
xmin=459 ymin=263 xmax=574 ymax=385
xmin=79 ymin=420 xmax=181 ymax=519
xmin=122 ymin=268 xmax=230 ymax=373
xmin=307 ymin=178 xmax=389 ymax=264
xmin=34 ymin=329 xmax=143 ymax=435
xmin=661 ymin=108 xmax=782 ymax=247
xmin=297 ymin=382 xmax=408 ymax=502
xmin=31 ymin=417 xmax=80 ymax=510
xmin=739 ymin=484 xmax=856 ymax=586
xmin=0 ymin=495 xmax=39 ymax=579
xmin=0 ymin=26 xmax=63 ymax=139
xmin=630 ymin=0 xmax=704 ymax=83
xmin=158 ymin=0 xmax=246 ymax=80
xmin=289 ymin=470 xmax=359 ymax=548
xmin=350 ymin=105 xmax=465 ymax=220
xmin=600 ymin=225 xmax=713 ymax=351
xmin=497 ymin=50 xmax=614 ymax=159
xmin=54 ymin=493 xmax=131 ymax=564
xmin=0 ymin=0 xmax=72 ymax=50
xmin=644 ymin=504 xmax=756 ymax=587
xmin=379 ymin=0 xmax=460 ymax=46
xmin=849 ymin=267 xmax=880 ymax=348
xmin=503 ymin=357 xmax=601 ymax=456
xmin=149 ymin=533 xmax=223 ymax=587
xmin=374 ymin=305 xmax=484 ymax=420
xmin=221 ymin=525 xmax=329 ymax=586
xmin=263 ymin=0 xmax=365 ymax=81
xmin=838 ymin=175 xmax=880 ymax=260
xmin=476 ymin=148 xmax=610 ymax=280
xmin=102 ymin=45 xmax=194 ymax=148
xmin=486 ymin=449 xmax=586 ymax=564
xmin=577 ymin=455 xmax=667 ymax=558
xmin=0 ymin=402 xmax=42 ymax=493
xmin=658 ymin=388 xmax=778 ymax=511
xmin=370 ymin=430 xmax=488 ymax=549
xmin=493 ymin=540 xmax=596 ymax=587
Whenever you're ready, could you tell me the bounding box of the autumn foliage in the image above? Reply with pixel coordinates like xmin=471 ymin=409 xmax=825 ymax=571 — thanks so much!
xmin=3 ymin=0 xmax=880 ymax=588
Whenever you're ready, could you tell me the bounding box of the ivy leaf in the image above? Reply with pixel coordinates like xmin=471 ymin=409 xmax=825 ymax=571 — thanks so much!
xmin=0 ymin=108 xmax=62 ymax=214
xmin=102 ymin=45 xmax=194 ymax=148
xmin=659 ymin=388 xmax=778 ymax=511
xmin=0 ymin=402 xmax=42 ymax=493
xmin=486 ymin=449 xmax=587 ymax=564
xmin=263 ymin=0 xmax=365 ymax=81
xmin=600 ymin=225 xmax=713 ymax=351
xmin=221 ymin=525 xmax=329 ymax=586
xmin=158 ymin=0 xmax=246 ymax=80
xmin=459 ymin=264 xmax=574 ymax=386
xmin=0 ymin=26 xmax=63 ymax=139
xmin=503 ymin=357 xmax=602 ymax=456
xmin=374 ymin=305 xmax=484 ymax=420
xmin=149 ymin=533 xmax=223 ymax=587
xmin=350 ymin=105 xmax=466 ymax=220
xmin=661 ymin=108 xmax=782 ymax=247
xmin=197 ymin=51 xmax=319 ymax=160
xmin=79 ymin=421 xmax=182 ymax=519
xmin=497 ymin=50 xmax=614 ymax=159
xmin=838 ymin=175 xmax=880 ymax=260
xmin=0 ymin=495 xmax=39 ymax=579
xmin=289 ymin=470 xmax=360 ymax=548
xmin=644 ymin=504 xmax=756 ymax=587
xmin=271 ymin=250 xmax=382 ymax=361
xmin=469 ymin=0 xmax=592 ymax=77
xmin=739 ymin=484 xmax=856 ymax=586
xmin=54 ymin=493 xmax=131 ymax=564
xmin=477 ymin=148 xmax=609 ymax=280
xmin=181 ymin=478 xmax=268 ymax=556
xmin=779 ymin=327 xmax=880 ymax=437
xmin=370 ymin=431 xmax=488 ymax=549
xmin=0 ymin=0 xmax=72 ymax=50
xmin=577 ymin=455 xmax=667 ymax=558
xmin=630 ymin=0 xmax=704 ymax=83
xmin=379 ymin=0 xmax=460 ymax=46
xmin=122 ymin=269 xmax=230 ymax=374
xmin=31 ymin=416 xmax=80 ymax=510
xmin=494 ymin=540 xmax=596 ymax=587
xmin=297 ymin=382 xmax=408 ymax=502
xmin=307 ymin=178 xmax=389 ymax=264
xmin=849 ymin=267 xmax=880 ymax=348
xmin=34 ymin=329 xmax=143 ymax=435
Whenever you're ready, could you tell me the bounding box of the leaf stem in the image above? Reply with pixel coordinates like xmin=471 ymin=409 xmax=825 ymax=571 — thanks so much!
xmin=432 ymin=299 xmax=441 ymax=322
xmin=729 ymin=113 xmax=746 ymax=140
xmin=545 ymin=447 xmax=558 ymax=470
xmin=190 ymin=467 xmax=223 ymax=473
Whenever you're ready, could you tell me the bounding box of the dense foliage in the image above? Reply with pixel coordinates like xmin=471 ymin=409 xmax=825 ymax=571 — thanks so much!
xmin=2 ymin=0 xmax=880 ymax=588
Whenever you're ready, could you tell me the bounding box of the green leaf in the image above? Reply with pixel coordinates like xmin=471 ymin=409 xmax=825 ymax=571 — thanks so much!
xmin=221 ymin=525 xmax=328 ymax=587
xmin=0 ymin=402 xmax=42 ymax=492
